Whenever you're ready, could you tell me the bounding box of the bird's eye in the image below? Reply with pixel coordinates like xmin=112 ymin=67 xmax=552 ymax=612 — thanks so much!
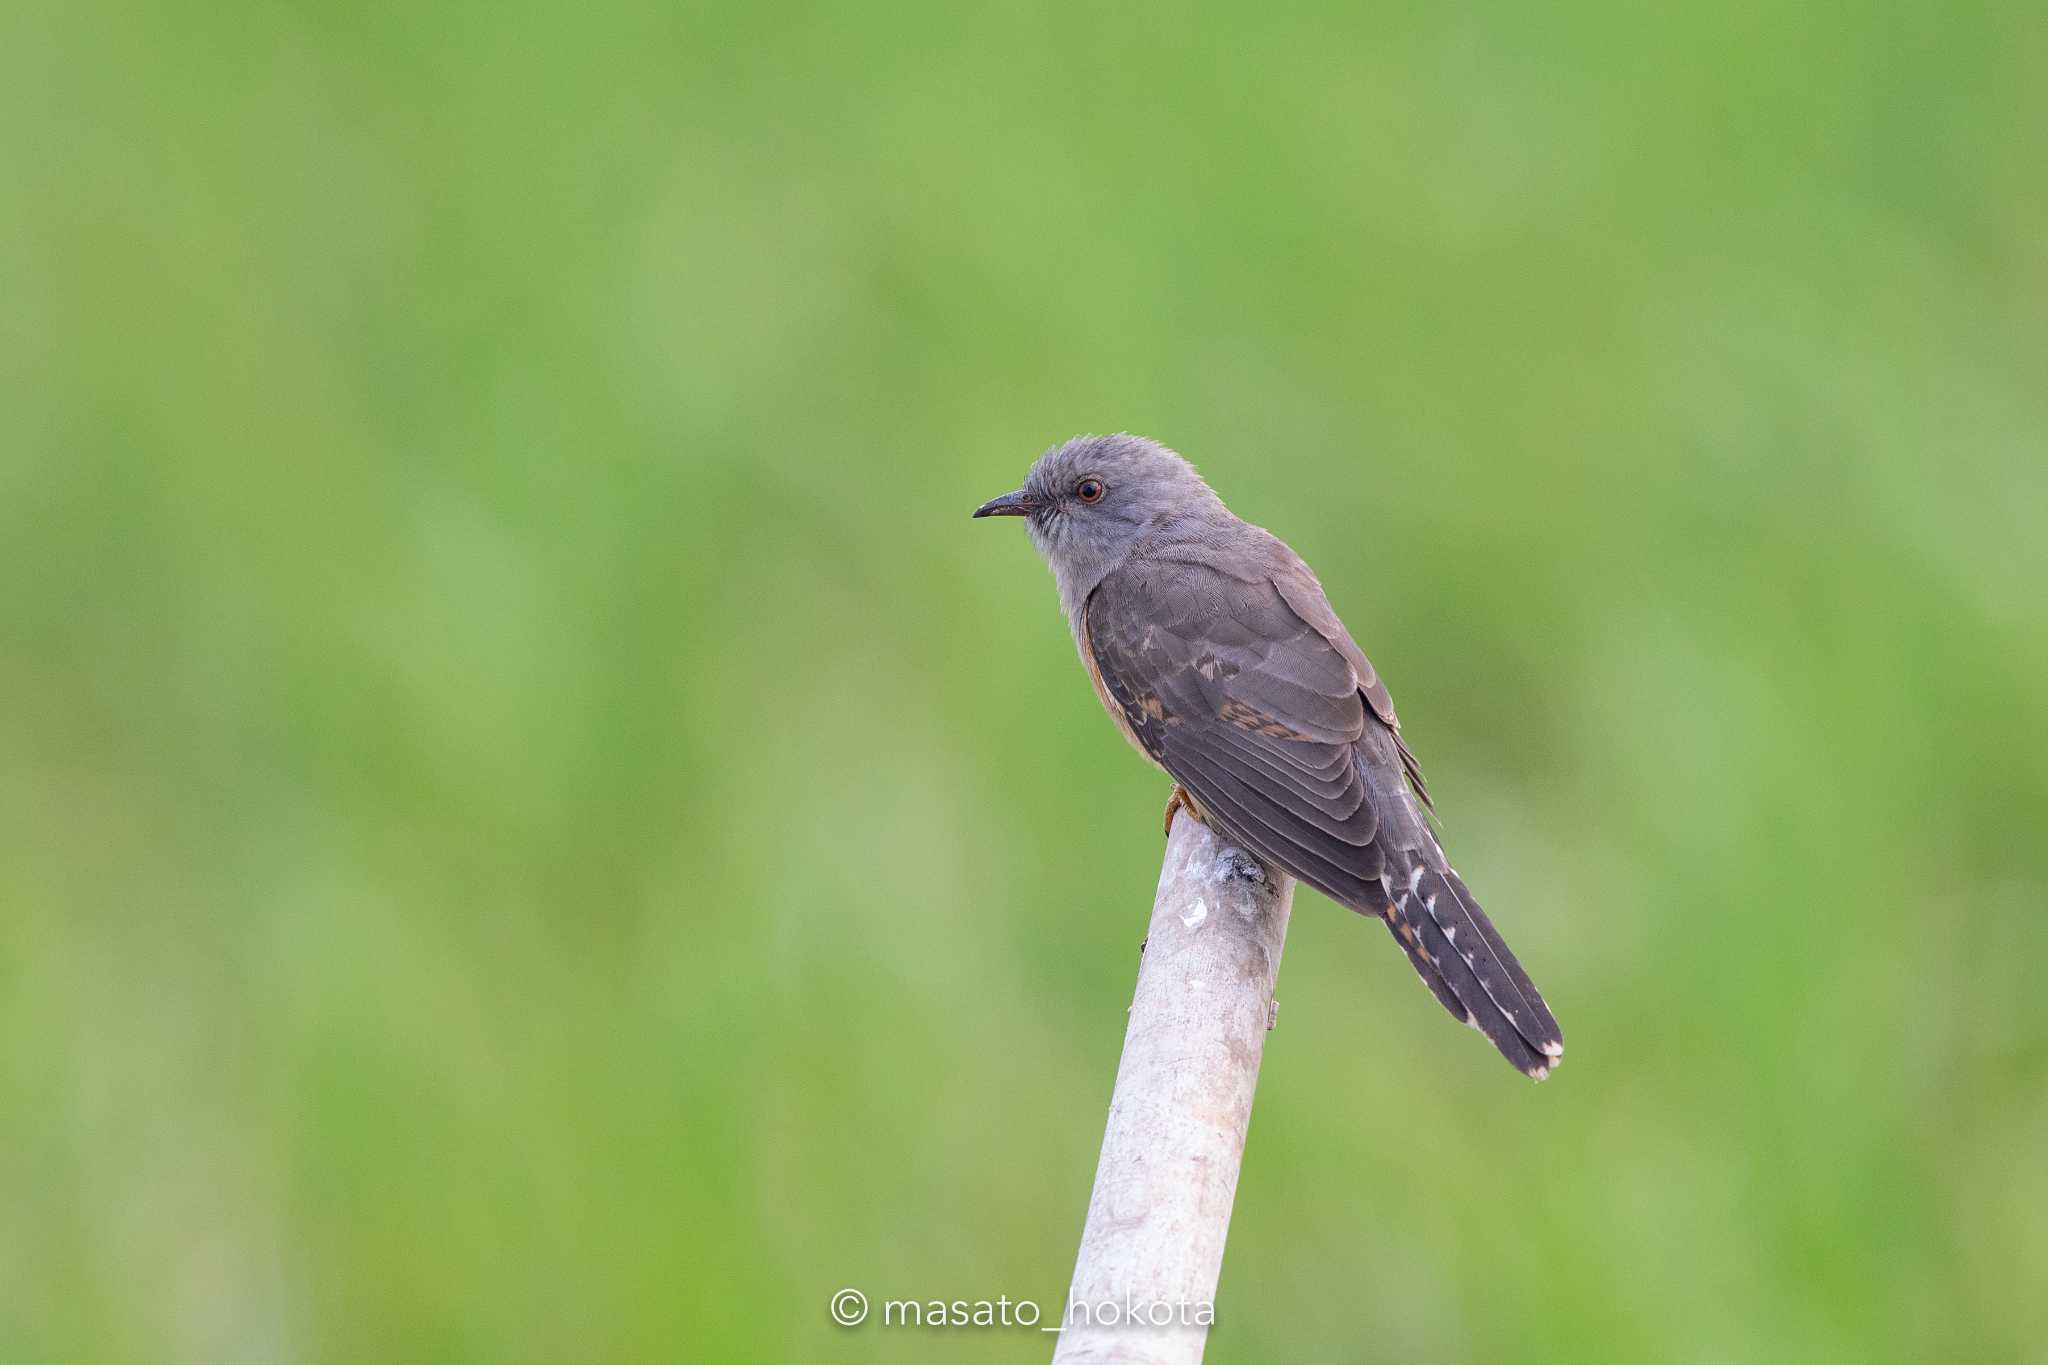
xmin=1075 ymin=478 xmax=1106 ymax=504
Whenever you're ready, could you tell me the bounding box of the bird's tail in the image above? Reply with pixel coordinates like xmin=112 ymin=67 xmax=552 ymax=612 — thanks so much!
xmin=1381 ymin=847 xmax=1564 ymax=1079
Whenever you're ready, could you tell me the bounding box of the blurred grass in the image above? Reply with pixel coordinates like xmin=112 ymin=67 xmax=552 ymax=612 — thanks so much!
xmin=2 ymin=0 xmax=2045 ymax=1361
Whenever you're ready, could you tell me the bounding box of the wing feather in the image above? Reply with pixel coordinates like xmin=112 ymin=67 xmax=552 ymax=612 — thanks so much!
xmin=1086 ymin=556 xmax=1563 ymax=1076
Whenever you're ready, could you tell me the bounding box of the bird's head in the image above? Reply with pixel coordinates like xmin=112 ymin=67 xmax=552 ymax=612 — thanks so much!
xmin=973 ymin=433 xmax=1219 ymax=596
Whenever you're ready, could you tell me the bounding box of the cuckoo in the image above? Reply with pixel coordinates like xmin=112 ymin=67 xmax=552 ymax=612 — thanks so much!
xmin=974 ymin=433 xmax=1564 ymax=1079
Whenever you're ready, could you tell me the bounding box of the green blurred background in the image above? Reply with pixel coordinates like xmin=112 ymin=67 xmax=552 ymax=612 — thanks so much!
xmin=4 ymin=0 xmax=2044 ymax=1361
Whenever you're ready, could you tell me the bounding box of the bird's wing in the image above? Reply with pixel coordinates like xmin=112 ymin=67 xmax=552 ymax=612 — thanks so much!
xmin=1086 ymin=557 xmax=1387 ymax=897
xmin=1086 ymin=556 xmax=1563 ymax=1076
xmin=1268 ymin=565 xmax=1432 ymax=810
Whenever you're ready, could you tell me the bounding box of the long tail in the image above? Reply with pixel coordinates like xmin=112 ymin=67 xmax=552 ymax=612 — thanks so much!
xmin=1380 ymin=845 xmax=1564 ymax=1079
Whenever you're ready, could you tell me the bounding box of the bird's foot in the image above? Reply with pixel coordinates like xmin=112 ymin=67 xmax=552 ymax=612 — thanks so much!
xmin=1161 ymin=783 xmax=1207 ymax=835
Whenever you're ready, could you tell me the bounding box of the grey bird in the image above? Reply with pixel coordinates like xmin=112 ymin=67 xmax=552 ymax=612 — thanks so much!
xmin=974 ymin=433 xmax=1564 ymax=1079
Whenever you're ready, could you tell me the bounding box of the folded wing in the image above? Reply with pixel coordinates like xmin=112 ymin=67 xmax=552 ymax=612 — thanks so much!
xmin=1086 ymin=555 xmax=1563 ymax=1077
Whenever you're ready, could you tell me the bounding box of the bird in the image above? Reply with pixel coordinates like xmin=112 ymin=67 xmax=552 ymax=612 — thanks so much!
xmin=973 ymin=433 xmax=1563 ymax=1079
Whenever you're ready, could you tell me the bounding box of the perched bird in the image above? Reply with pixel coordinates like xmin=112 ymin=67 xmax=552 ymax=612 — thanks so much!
xmin=974 ymin=434 xmax=1563 ymax=1079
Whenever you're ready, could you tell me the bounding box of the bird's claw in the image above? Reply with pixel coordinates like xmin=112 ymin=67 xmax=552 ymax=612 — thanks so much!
xmin=1162 ymin=783 xmax=1202 ymax=835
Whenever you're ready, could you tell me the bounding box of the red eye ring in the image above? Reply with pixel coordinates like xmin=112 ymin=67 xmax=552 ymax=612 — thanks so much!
xmin=1075 ymin=478 xmax=1106 ymax=504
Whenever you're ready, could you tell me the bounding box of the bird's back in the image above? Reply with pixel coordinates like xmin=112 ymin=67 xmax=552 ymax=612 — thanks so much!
xmin=1086 ymin=523 xmax=1565 ymax=1077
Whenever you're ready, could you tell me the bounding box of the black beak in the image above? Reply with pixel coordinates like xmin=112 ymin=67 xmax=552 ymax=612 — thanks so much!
xmin=972 ymin=488 xmax=1039 ymax=519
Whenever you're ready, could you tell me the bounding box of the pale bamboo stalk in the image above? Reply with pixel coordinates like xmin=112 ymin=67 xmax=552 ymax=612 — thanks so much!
xmin=1049 ymin=809 xmax=1295 ymax=1365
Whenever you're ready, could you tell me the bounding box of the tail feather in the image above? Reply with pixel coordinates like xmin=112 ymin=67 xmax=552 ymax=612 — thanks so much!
xmin=1437 ymin=860 xmax=1562 ymax=1048
xmin=1381 ymin=852 xmax=1564 ymax=1079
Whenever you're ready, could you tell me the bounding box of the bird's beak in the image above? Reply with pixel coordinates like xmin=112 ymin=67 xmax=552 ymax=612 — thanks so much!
xmin=972 ymin=488 xmax=1039 ymax=519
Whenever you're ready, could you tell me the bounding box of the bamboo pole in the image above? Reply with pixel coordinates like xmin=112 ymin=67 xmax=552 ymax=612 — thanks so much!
xmin=1049 ymin=809 xmax=1295 ymax=1365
